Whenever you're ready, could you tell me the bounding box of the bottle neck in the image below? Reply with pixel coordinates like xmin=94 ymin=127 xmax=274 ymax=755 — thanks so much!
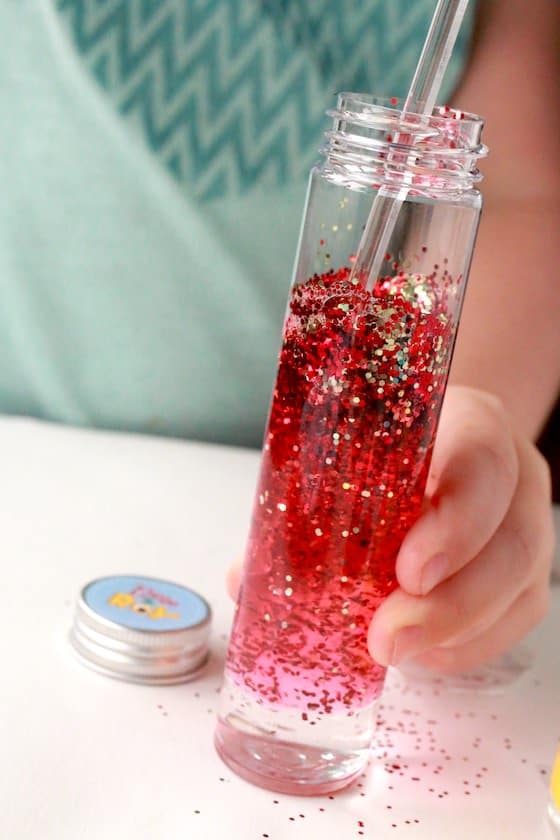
xmin=321 ymin=93 xmax=487 ymax=199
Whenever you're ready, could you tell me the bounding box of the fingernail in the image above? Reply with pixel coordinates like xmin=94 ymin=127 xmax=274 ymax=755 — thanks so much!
xmin=391 ymin=625 xmax=425 ymax=665
xmin=420 ymin=553 xmax=449 ymax=595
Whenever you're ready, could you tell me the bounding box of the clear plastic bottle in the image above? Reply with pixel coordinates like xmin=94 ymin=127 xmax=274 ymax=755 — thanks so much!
xmin=215 ymin=93 xmax=487 ymax=795
xmin=549 ymin=747 xmax=560 ymax=834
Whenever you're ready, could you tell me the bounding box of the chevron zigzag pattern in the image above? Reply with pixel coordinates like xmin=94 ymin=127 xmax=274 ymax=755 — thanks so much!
xmin=55 ymin=0 xmax=468 ymax=202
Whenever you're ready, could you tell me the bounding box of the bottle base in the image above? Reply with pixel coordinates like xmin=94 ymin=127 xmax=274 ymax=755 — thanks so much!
xmin=215 ymin=716 xmax=370 ymax=796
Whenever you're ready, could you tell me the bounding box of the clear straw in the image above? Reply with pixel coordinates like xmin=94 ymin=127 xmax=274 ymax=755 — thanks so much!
xmin=349 ymin=0 xmax=470 ymax=290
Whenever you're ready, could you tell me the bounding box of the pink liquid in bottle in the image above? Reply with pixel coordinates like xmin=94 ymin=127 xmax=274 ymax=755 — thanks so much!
xmin=217 ymin=266 xmax=455 ymax=793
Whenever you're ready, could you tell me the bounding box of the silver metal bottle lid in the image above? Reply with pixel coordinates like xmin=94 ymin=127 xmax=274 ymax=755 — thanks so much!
xmin=70 ymin=574 xmax=212 ymax=685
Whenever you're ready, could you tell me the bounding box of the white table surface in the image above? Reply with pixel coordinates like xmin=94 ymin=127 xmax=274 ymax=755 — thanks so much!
xmin=1 ymin=417 xmax=558 ymax=840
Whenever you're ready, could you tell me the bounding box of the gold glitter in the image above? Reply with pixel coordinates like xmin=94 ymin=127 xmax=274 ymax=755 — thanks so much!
xmin=342 ymin=530 xmax=349 ymax=538
xmin=325 ymin=457 xmax=333 ymax=464
xmin=292 ymin=444 xmax=299 ymax=452
xmin=281 ymin=621 xmax=288 ymax=629
xmin=332 ymin=225 xmax=339 ymax=232
xmin=342 ymin=482 xmax=351 ymax=490
xmin=285 ymin=574 xmax=292 ymax=582
xmin=341 ymin=608 xmax=349 ymax=615
xmin=352 ymin=396 xmax=360 ymax=405
xmin=259 ymin=494 xmax=265 ymax=504
xmin=340 ymin=576 xmax=348 ymax=583
xmin=387 ymin=491 xmax=394 ymax=498
xmin=277 ymin=502 xmax=287 ymax=511
xmin=387 ymin=272 xmax=435 ymax=313
xmin=353 ymin=527 xmax=360 ymax=534
xmin=264 ymin=613 xmax=271 ymax=621
xmin=361 ymin=489 xmax=371 ymax=498
xmin=284 ymin=587 xmax=293 ymax=597
xmin=403 ymin=457 xmax=410 ymax=464
xmin=315 ymin=528 xmax=323 ymax=536
xmin=346 ymin=223 xmax=353 ymax=230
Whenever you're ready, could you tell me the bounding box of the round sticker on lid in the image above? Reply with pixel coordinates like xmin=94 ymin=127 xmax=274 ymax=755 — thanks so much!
xmin=83 ymin=574 xmax=209 ymax=631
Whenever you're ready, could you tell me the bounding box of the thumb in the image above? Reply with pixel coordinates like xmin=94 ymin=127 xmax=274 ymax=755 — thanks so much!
xmin=226 ymin=556 xmax=243 ymax=600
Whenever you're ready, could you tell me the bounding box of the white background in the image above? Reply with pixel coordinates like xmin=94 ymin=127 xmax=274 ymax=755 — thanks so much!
xmin=1 ymin=418 xmax=558 ymax=839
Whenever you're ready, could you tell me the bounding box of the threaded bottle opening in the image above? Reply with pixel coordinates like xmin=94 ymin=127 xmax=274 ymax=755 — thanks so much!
xmin=322 ymin=93 xmax=487 ymax=197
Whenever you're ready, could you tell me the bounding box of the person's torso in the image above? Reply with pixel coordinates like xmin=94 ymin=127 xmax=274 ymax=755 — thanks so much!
xmin=0 ymin=0 xmax=474 ymax=446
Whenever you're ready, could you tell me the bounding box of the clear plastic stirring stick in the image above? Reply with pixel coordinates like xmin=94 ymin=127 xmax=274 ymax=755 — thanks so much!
xmin=349 ymin=0 xmax=470 ymax=291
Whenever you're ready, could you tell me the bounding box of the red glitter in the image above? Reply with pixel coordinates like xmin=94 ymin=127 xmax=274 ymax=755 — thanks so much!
xmin=225 ymin=267 xmax=454 ymax=716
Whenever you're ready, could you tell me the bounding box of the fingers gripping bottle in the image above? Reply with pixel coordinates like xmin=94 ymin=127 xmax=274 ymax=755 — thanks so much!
xmin=216 ymin=94 xmax=486 ymax=794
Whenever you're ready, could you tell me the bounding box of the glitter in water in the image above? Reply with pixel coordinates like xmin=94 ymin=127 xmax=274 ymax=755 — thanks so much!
xmin=225 ymin=266 xmax=454 ymax=717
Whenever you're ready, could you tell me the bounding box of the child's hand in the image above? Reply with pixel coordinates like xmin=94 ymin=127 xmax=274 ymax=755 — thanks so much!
xmin=367 ymin=385 xmax=554 ymax=673
xmin=228 ymin=386 xmax=554 ymax=674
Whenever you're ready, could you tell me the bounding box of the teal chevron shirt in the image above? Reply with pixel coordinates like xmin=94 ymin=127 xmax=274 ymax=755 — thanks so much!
xmin=0 ymin=0 xmax=474 ymax=446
